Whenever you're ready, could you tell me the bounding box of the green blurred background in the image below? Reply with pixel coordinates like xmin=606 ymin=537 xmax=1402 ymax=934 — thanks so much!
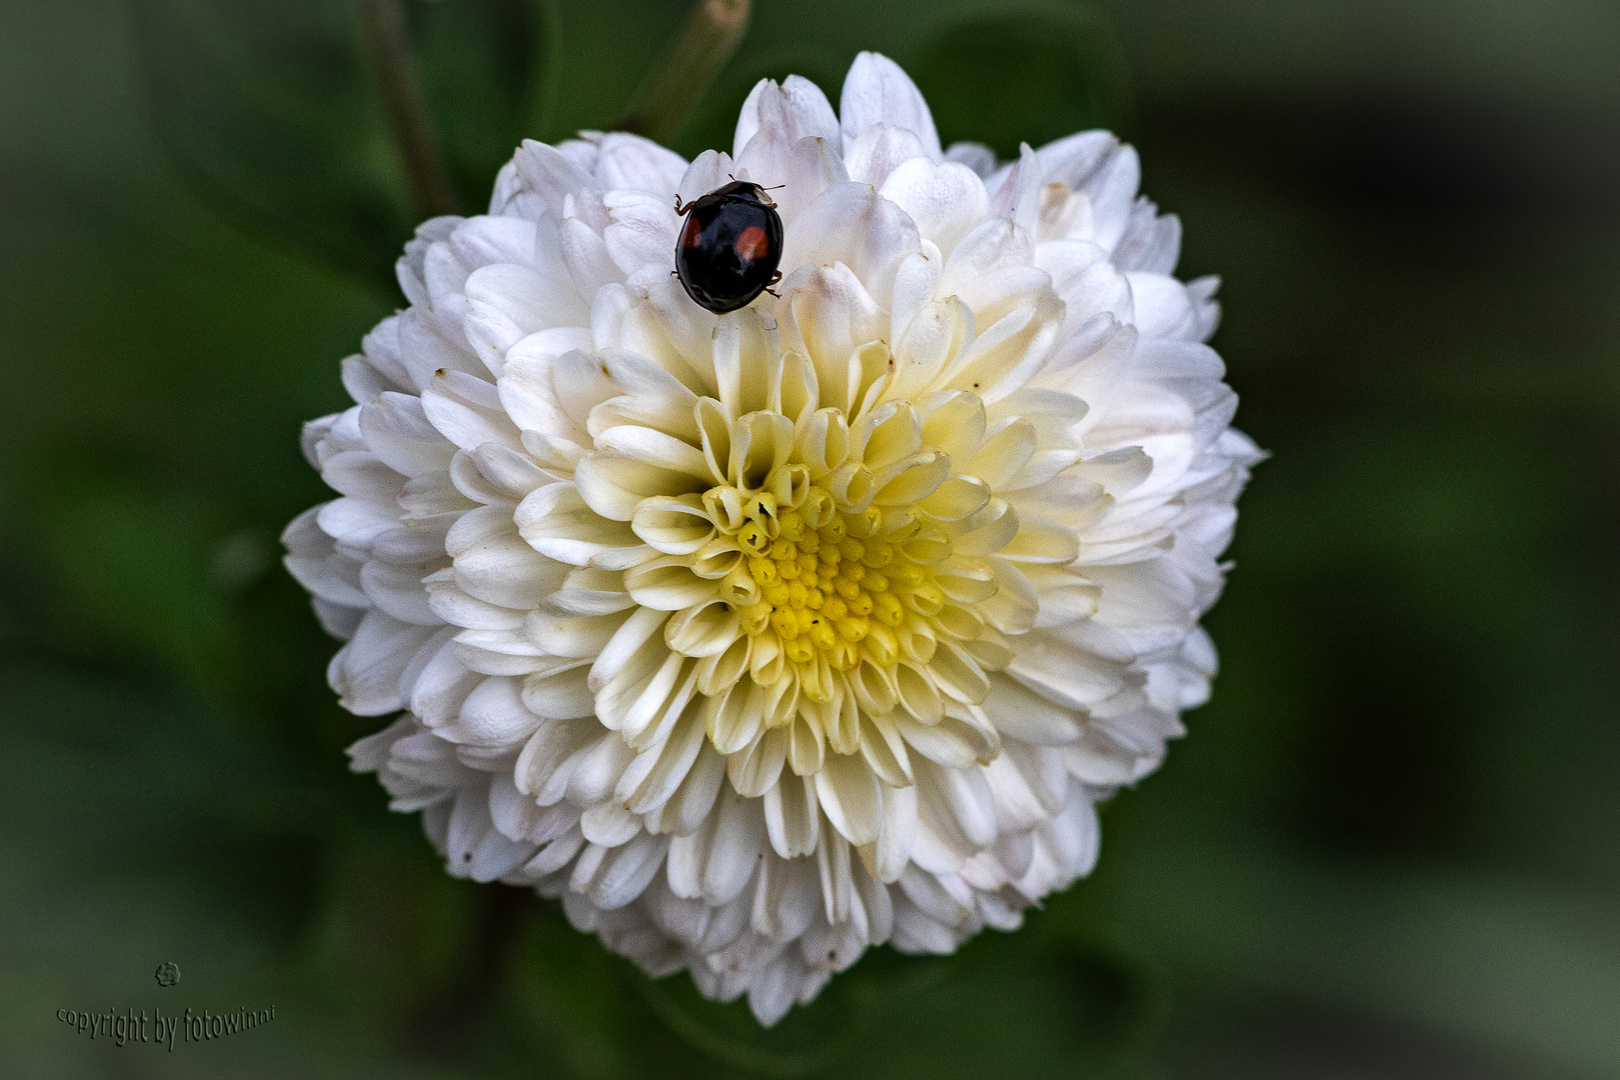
xmin=3 ymin=0 xmax=1618 ymax=1076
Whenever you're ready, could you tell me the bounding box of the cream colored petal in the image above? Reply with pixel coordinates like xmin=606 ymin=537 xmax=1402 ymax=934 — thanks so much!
xmin=514 ymin=482 xmax=643 ymax=567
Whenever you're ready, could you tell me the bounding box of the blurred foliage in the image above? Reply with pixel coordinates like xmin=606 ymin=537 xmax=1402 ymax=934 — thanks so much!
xmin=2 ymin=0 xmax=1618 ymax=1078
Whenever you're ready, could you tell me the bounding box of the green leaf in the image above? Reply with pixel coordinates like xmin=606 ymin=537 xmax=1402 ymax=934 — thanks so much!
xmin=130 ymin=0 xmax=544 ymax=289
xmin=903 ymin=10 xmax=1130 ymax=158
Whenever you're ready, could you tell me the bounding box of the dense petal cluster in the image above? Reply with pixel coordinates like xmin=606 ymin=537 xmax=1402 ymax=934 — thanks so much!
xmin=285 ymin=52 xmax=1259 ymax=1024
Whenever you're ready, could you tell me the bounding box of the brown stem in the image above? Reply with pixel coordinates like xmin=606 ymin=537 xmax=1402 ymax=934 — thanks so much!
xmin=619 ymin=0 xmax=751 ymax=145
xmin=359 ymin=0 xmax=460 ymax=219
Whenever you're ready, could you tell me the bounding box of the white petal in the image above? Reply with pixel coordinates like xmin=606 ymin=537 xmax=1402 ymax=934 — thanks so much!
xmin=839 ymin=52 xmax=942 ymax=161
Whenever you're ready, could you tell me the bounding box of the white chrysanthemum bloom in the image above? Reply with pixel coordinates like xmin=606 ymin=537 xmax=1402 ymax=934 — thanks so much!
xmin=285 ymin=52 xmax=1259 ymax=1024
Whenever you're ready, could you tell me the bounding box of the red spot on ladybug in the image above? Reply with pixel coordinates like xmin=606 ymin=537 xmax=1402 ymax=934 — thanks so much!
xmin=680 ymin=216 xmax=703 ymax=248
xmin=734 ymin=225 xmax=770 ymax=261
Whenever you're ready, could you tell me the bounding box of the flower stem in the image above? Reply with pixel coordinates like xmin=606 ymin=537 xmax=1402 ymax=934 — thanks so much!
xmin=619 ymin=0 xmax=751 ymax=145
xmin=359 ymin=0 xmax=460 ymax=219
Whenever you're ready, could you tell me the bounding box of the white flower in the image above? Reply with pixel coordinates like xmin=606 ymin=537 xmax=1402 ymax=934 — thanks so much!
xmin=285 ymin=52 xmax=1259 ymax=1025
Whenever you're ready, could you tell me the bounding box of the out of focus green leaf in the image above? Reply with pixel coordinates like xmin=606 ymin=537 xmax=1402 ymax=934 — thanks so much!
xmin=904 ymin=10 xmax=1129 ymax=156
xmin=130 ymin=0 xmax=542 ymax=289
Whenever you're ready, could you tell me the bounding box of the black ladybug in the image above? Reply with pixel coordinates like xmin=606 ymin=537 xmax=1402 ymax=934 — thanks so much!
xmin=673 ymin=181 xmax=784 ymax=314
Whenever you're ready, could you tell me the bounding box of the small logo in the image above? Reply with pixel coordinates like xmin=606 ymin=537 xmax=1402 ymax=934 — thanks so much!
xmin=154 ymin=962 xmax=180 ymax=988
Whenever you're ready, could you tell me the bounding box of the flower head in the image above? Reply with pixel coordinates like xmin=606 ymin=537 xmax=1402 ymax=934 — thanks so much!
xmin=286 ymin=52 xmax=1259 ymax=1024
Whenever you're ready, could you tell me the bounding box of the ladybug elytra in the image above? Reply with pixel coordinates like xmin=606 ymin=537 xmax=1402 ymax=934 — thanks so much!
xmin=673 ymin=181 xmax=784 ymax=314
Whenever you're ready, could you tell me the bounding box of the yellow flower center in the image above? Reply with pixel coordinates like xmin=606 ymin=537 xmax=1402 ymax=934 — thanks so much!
xmin=709 ymin=481 xmax=952 ymax=703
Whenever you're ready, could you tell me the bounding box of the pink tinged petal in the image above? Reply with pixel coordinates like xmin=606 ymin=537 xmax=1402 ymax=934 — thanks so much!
xmin=512 ymin=139 xmax=598 ymax=218
xmin=675 ymin=148 xmax=737 ymax=206
xmin=740 ymin=135 xmax=848 ymax=227
xmin=1125 ymin=272 xmax=1198 ymax=339
xmin=515 ymin=482 xmax=644 ymax=568
xmin=779 ymin=183 xmax=922 ymax=304
xmin=838 ymin=52 xmax=942 ymax=161
xmin=939 ymin=218 xmax=1034 ymax=297
xmin=945 ymin=141 xmax=997 ymax=177
xmin=359 ymin=392 xmax=456 ymax=477
xmin=733 ymin=75 xmax=841 ymax=160
xmin=1083 ymin=144 xmax=1141 ymax=252
xmin=603 ymin=188 xmax=681 ymax=275
xmin=592 ymin=132 xmax=688 ymax=193
xmin=557 ymin=215 xmax=622 ymax=298
xmin=880 ymin=157 xmax=990 ymax=256
xmin=841 ymin=123 xmax=925 ymax=189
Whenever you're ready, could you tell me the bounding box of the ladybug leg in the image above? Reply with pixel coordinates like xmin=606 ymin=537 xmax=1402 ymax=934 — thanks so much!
xmin=762 ymin=270 xmax=783 ymax=298
xmin=672 ymin=194 xmax=694 ymax=215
